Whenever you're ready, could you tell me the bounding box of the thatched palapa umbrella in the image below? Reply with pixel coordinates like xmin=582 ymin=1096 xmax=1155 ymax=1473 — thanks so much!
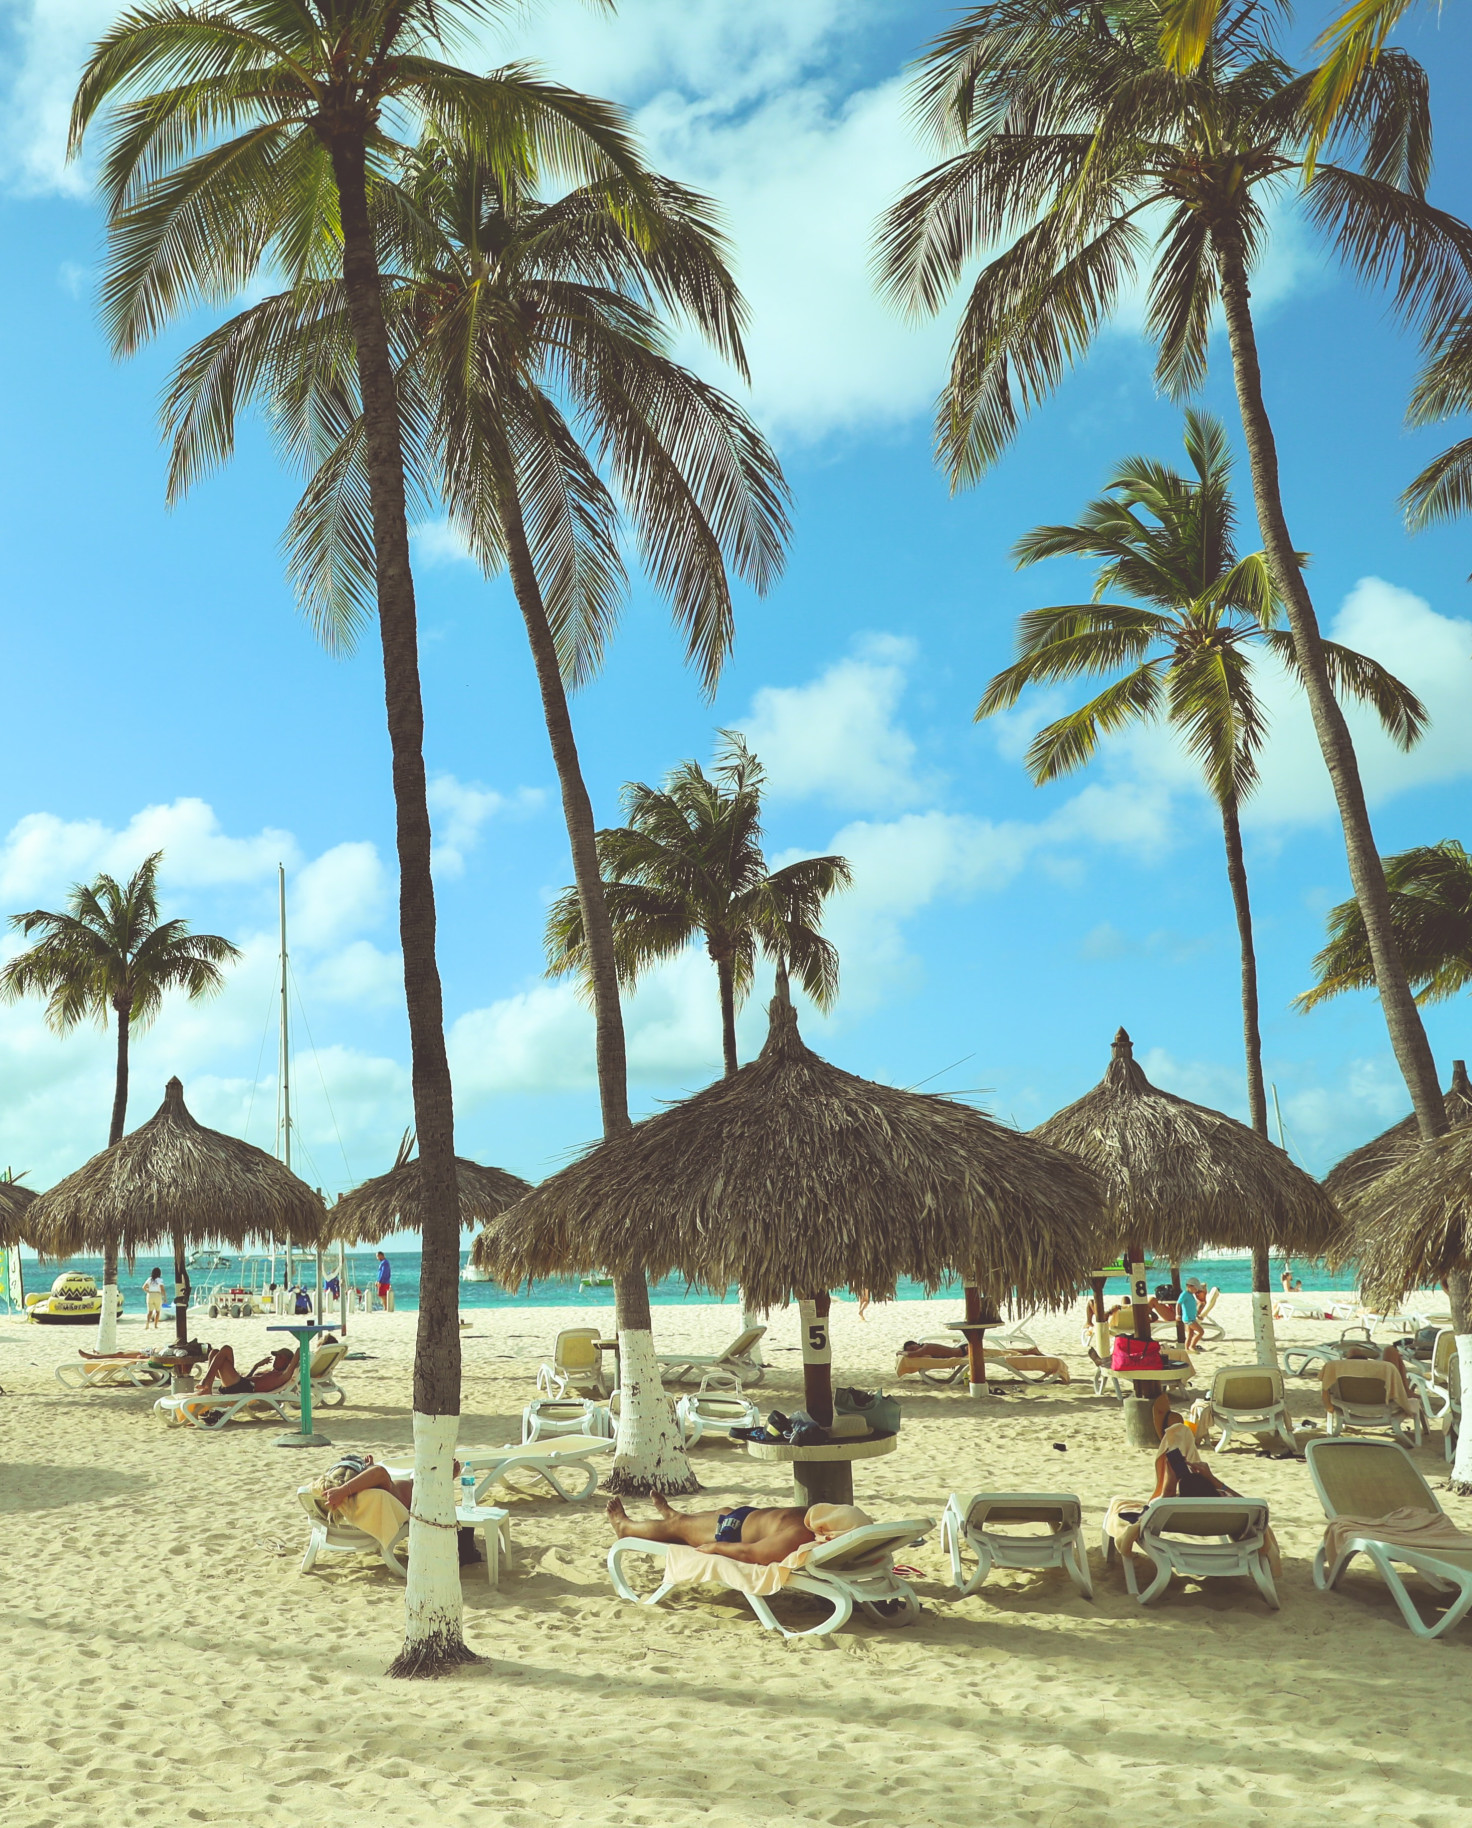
xmin=25 ymin=1076 xmax=326 ymax=1345
xmin=1325 ymin=1060 xmax=1472 ymax=1207
xmin=327 ymin=1136 xmax=531 ymax=1246
xmin=1036 ymin=1029 xmax=1340 ymax=1397
xmin=476 ymin=989 xmax=1104 ymax=1496
xmin=0 ymin=1177 xmax=37 ymax=1248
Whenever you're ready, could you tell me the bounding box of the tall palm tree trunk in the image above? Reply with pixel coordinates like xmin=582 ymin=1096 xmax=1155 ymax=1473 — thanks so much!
xmin=501 ymin=491 xmax=696 ymax=1494
xmin=1217 ymin=238 xmax=1471 ymax=1482
xmin=1220 ymin=799 xmax=1276 ymax=1364
xmin=327 ymin=135 xmax=472 ymax=1670
xmin=96 ymin=996 xmax=131 ymax=1352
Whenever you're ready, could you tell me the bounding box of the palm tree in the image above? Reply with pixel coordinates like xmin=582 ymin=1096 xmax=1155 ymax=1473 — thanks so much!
xmin=70 ymin=0 xmax=644 ymax=1673
xmin=1298 ymin=840 xmax=1472 ymax=1009
xmin=1 ymin=852 xmax=238 ymax=1348
xmin=877 ymin=0 xmax=1472 ymax=1168
xmin=544 ymin=733 xmax=851 ymax=1077
xmin=160 ymin=128 xmax=790 ymax=1490
xmin=977 ymin=410 xmax=1425 ymax=1359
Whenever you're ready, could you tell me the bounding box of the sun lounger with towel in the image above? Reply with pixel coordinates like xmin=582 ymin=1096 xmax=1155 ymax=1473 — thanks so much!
xmin=154 ymin=1342 xmax=345 ymax=1429
xmin=1321 ymin=1358 xmax=1422 ymax=1448
xmin=655 ymin=1324 xmax=767 ymax=1390
xmin=607 ymin=1505 xmax=932 ymax=1638
xmin=941 ymin=1491 xmax=1092 ymax=1598
xmin=299 ymin=1478 xmax=412 ymax=1576
xmin=1306 ymin=1436 xmax=1472 ymax=1639
xmin=895 ymin=1344 xmax=1070 ymax=1384
xmin=461 ymin=1434 xmax=614 ymax=1502
xmin=1209 ymin=1365 xmax=1297 ymax=1454
xmin=1103 ymin=1494 xmax=1279 ymax=1608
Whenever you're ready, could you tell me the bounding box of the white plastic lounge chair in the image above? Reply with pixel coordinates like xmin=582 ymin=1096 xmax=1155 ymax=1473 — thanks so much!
xmin=675 ymin=1390 xmax=762 ymax=1445
xmin=522 ymin=1397 xmax=611 ymax=1443
xmin=154 ymin=1385 xmax=294 ymax=1429
xmin=536 ymin=1327 xmax=608 ymax=1400
xmin=607 ymin=1517 xmax=932 ymax=1638
xmin=297 ymin=1477 xmax=513 ymax=1585
xmin=275 ymin=1342 xmax=349 ymax=1410
xmin=1103 ymin=1496 xmax=1279 ymax=1609
xmin=461 ymin=1434 xmax=614 ymax=1502
xmin=298 ymin=1480 xmax=410 ymax=1577
xmin=1210 ymin=1365 xmax=1298 ymax=1454
xmin=941 ymin=1491 xmax=1092 ymax=1598
xmin=55 ymin=1353 xmax=169 ymax=1391
xmin=1323 ymin=1360 xmax=1423 ymax=1449
xmin=1282 ymin=1334 xmax=1382 ymax=1379
xmin=1306 ymin=1436 xmax=1472 ymax=1640
xmin=655 ymin=1324 xmax=766 ymax=1389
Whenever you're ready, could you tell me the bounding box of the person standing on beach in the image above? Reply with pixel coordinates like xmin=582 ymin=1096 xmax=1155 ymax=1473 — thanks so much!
xmin=375 ymin=1252 xmax=392 ymax=1312
xmin=142 ymin=1267 xmax=165 ymax=1330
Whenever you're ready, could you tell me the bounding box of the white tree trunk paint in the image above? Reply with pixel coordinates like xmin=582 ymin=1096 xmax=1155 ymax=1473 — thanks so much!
xmin=740 ymin=1299 xmax=765 ymax=1369
xmin=1452 ymin=1335 xmax=1472 ymax=1494
xmin=1250 ymin=1291 xmax=1277 ymax=1368
xmin=400 ymin=1411 xmax=463 ymax=1654
xmin=611 ymin=1327 xmax=696 ymax=1494
xmin=95 ymin=1283 xmax=119 ymax=1354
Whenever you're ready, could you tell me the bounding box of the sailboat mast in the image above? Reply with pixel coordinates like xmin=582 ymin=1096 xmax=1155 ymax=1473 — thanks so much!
xmin=278 ymin=863 xmax=292 ymax=1173
xmin=1271 ymin=1082 xmax=1287 ymax=1154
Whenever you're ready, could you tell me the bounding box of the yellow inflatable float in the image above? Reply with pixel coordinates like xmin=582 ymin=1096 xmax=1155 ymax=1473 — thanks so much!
xmin=27 ymin=1272 xmax=125 ymax=1326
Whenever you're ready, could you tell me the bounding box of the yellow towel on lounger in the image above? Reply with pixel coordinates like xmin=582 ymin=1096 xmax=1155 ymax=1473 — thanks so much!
xmin=1320 ymin=1358 xmax=1419 ymax=1418
xmin=338 ymin=1488 xmax=410 ymax=1551
xmin=662 ymin=1505 xmax=874 ymax=1598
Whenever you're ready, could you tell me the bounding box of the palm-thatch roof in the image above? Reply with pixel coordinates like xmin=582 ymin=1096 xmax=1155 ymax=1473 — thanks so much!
xmin=24 ymin=1076 xmax=326 ymax=1257
xmin=1324 ymin=1060 xmax=1472 ymax=1207
xmin=0 ymin=1177 xmax=37 ymax=1249
xmin=473 ymin=991 xmax=1106 ymax=1309
xmin=1033 ymin=1028 xmax=1340 ymax=1261
xmin=325 ymin=1135 xmax=531 ymax=1245
xmin=1342 ymin=1124 xmax=1472 ymax=1302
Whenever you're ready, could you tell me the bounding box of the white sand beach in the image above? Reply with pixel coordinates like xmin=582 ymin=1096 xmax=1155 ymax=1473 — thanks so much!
xmin=2 ymin=1291 xmax=1468 ymax=1828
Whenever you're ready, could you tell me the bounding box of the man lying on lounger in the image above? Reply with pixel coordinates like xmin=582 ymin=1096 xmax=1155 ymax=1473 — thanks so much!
xmin=606 ymin=1494 xmax=824 ymax=1564
xmin=194 ymin=1344 xmax=298 ymax=1395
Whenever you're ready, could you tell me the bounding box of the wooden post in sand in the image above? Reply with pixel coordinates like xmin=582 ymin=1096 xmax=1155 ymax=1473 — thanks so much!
xmin=1122 ymin=1241 xmax=1159 ymax=1449
xmin=798 ymin=1292 xmax=834 ymax=1425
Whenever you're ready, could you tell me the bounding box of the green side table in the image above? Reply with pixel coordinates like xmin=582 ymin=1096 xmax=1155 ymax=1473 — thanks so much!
xmin=268 ymin=1322 xmax=336 ymax=1449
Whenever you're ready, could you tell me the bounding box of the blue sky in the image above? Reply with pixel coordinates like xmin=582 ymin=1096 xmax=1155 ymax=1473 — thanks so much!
xmin=3 ymin=0 xmax=1472 ymax=1214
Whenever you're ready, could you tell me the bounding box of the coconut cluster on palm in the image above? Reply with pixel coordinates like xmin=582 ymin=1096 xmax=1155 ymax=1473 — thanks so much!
xmin=25 ymin=1077 xmax=325 ymax=1341
xmin=477 ymin=989 xmax=1105 ymax=1469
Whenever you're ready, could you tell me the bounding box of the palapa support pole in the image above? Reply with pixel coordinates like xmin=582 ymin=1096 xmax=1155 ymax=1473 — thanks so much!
xmin=795 ymin=1292 xmax=853 ymax=1506
xmin=171 ymin=1223 xmax=193 ymax=1392
xmin=1122 ymin=1239 xmax=1160 ymax=1450
xmin=964 ymin=1285 xmax=987 ymax=1397
xmin=338 ymin=1240 xmax=348 ymax=1338
xmin=1090 ymin=1273 xmax=1111 ymax=1359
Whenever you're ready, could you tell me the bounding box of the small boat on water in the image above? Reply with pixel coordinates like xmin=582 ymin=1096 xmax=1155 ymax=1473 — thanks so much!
xmin=461 ymin=1263 xmax=491 ymax=1283
xmin=28 ymin=1272 xmax=124 ymax=1327
xmin=188 ymin=1250 xmax=231 ymax=1271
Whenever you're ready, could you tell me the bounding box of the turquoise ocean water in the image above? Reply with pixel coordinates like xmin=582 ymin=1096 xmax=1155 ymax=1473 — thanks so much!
xmin=13 ymin=1248 xmax=1360 ymax=1312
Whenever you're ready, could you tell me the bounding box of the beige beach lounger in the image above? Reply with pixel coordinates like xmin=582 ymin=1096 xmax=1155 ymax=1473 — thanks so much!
xmin=461 ymin=1434 xmax=614 ymax=1501
xmin=1307 ymin=1436 xmax=1472 ymax=1639
xmin=675 ymin=1390 xmax=762 ymax=1445
xmin=298 ymin=1479 xmax=411 ymax=1578
xmin=941 ymin=1491 xmax=1092 ymax=1598
xmin=655 ymin=1324 xmax=767 ymax=1390
xmin=1321 ymin=1359 xmax=1423 ymax=1448
xmin=536 ymin=1327 xmax=608 ymax=1400
xmin=1209 ymin=1365 xmax=1297 ymax=1454
xmin=1103 ymin=1495 xmax=1279 ymax=1609
xmin=1196 ymin=1286 xmax=1225 ymax=1342
xmin=607 ymin=1517 xmax=932 ymax=1638
xmin=55 ymin=1353 xmax=169 ymax=1391
xmin=154 ymin=1386 xmax=294 ymax=1428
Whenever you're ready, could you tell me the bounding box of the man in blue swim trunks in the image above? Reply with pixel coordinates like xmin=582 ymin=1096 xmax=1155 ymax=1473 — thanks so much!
xmin=606 ymin=1493 xmax=816 ymax=1563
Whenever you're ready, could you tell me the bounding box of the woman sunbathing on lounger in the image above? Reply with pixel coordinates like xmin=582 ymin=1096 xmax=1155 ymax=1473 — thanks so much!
xmin=195 ymin=1344 xmax=297 ymax=1395
xmin=606 ymin=1494 xmax=819 ymax=1564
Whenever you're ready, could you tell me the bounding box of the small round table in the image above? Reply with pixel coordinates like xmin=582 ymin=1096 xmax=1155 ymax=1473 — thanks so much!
xmin=267 ymin=1322 xmax=336 ymax=1450
xmin=745 ymin=1433 xmax=897 ymax=1507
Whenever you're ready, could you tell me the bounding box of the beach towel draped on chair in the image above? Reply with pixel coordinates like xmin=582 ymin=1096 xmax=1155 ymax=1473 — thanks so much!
xmin=1102 ymin=1494 xmax=1280 ymax=1608
xmin=1321 ymin=1359 xmax=1422 ymax=1448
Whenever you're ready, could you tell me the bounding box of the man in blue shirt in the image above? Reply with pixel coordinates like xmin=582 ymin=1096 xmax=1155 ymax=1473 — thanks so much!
xmin=375 ymin=1251 xmax=392 ymax=1311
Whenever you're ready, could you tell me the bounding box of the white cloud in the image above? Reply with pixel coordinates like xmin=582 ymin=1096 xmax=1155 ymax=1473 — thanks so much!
xmin=428 ymin=773 xmax=544 ymax=878
xmin=739 ymin=634 xmax=933 ymax=810
xmin=411 ymin=517 xmax=475 ymax=567
xmin=0 ymin=798 xmax=295 ymax=902
xmin=290 ymin=841 xmax=387 ymax=949
xmin=0 ymin=0 xmax=115 ymax=195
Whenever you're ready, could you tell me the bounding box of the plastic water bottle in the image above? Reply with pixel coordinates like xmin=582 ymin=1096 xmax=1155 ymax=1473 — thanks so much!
xmin=460 ymin=1467 xmax=476 ymax=1514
